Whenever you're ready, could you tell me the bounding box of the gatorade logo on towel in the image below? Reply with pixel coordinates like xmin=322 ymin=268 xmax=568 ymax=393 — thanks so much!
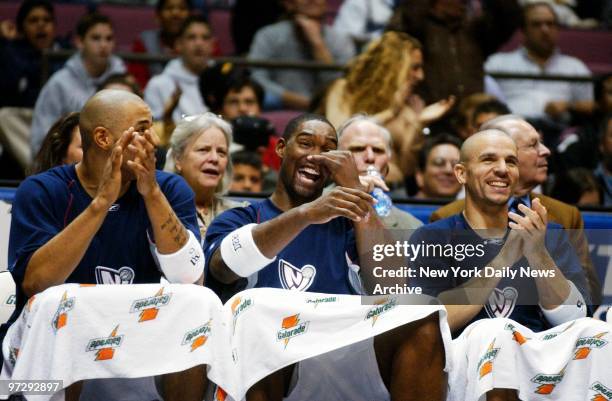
xmin=573 ymin=332 xmax=609 ymax=360
xmin=52 ymin=291 xmax=74 ymax=332
xmin=130 ymin=288 xmax=172 ymax=322
xmin=277 ymin=314 xmax=309 ymax=349
xmin=590 ymin=382 xmax=612 ymax=401
xmin=182 ymin=320 xmax=212 ymax=352
xmin=531 ymin=370 xmax=565 ymax=395
xmin=86 ymin=325 xmax=123 ymax=361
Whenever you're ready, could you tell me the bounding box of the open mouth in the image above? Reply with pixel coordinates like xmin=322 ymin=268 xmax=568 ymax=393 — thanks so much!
xmin=297 ymin=165 xmax=321 ymax=185
xmin=487 ymin=180 xmax=510 ymax=189
xmin=201 ymin=168 xmax=220 ymax=177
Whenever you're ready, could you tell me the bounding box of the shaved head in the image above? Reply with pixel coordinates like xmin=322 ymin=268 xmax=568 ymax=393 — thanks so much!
xmin=460 ymin=129 xmax=515 ymax=163
xmin=80 ymin=89 xmax=148 ymax=152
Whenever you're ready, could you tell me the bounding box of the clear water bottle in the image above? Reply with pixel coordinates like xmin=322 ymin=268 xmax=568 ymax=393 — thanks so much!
xmin=366 ymin=166 xmax=392 ymax=217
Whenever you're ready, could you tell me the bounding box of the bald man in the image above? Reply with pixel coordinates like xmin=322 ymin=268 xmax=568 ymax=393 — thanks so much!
xmin=411 ymin=129 xmax=589 ymax=335
xmin=7 ymin=89 xmax=206 ymax=400
xmin=430 ymin=115 xmax=601 ymax=305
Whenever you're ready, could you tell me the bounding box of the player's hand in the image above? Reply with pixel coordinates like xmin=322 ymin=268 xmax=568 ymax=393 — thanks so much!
xmin=0 ymin=20 xmax=16 ymax=40
xmin=301 ymin=186 xmax=374 ymax=224
xmin=127 ymin=129 xmax=159 ymax=198
xmin=508 ymin=198 xmax=548 ymax=258
xmin=96 ymin=129 xmax=133 ymax=208
xmin=359 ymin=174 xmax=389 ymax=193
xmin=307 ymin=151 xmax=362 ymax=189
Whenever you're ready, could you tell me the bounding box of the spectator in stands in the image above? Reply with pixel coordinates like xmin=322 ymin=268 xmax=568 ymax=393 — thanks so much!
xmin=0 ymin=0 xmax=64 ymax=108
xmin=430 ymin=115 xmax=602 ymax=304
xmin=387 ymin=0 xmax=520 ymax=103
xmin=248 ymin=0 xmax=356 ymax=110
xmin=594 ymin=114 xmax=612 ymax=206
xmin=414 ymin=134 xmax=462 ymax=200
xmin=556 ymin=73 xmax=612 ymax=171
xmin=98 ymin=73 xmax=142 ymax=97
xmin=144 ymin=15 xmax=213 ymax=124
xmin=333 ymin=0 xmax=396 ymax=49
xmin=167 ymin=112 xmax=246 ymax=240
xmin=325 ymin=31 xmax=454 ymax=184
xmin=29 ymin=112 xmax=81 ymax=175
xmin=231 ymin=0 xmax=283 ymax=55
xmin=452 ymin=93 xmax=496 ymax=140
xmin=30 ymin=13 xmax=125 ymax=155
xmin=230 ymin=150 xmax=264 ymax=193
xmin=551 ymin=167 xmax=602 ymax=206
xmin=471 ymin=98 xmax=511 ymax=131
xmin=485 ymin=2 xmax=594 ymax=122
xmin=128 ymin=0 xmax=192 ymax=89
xmin=337 ymin=114 xmax=423 ymax=229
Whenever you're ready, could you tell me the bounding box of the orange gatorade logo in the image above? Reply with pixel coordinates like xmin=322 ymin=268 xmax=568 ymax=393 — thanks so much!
xmin=52 ymin=291 xmax=75 ymax=332
xmin=86 ymin=325 xmax=123 ymax=361
xmin=231 ymin=297 xmax=253 ymax=334
xmin=214 ymin=386 xmax=227 ymax=401
xmin=130 ymin=288 xmax=172 ymax=322
xmin=365 ymin=297 xmax=397 ymax=327
xmin=182 ymin=320 xmax=212 ymax=352
xmin=590 ymin=382 xmax=612 ymax=401
xmin=504 ymin=323 xmax=529 ymax=345
xmin=531 ymin=370 xmax=565 ymax=395
xmin=477 ymin=340 xmax=499 ymax=379
xmin=574 ymin=332 xmax=609 ymax=360
xmin=277 ymin=314 xmax=309 ymax=349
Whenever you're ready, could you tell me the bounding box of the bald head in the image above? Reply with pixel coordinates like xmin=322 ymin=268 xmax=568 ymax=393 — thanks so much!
xmin=80 ymin=89 xmax=149 ymax=152
xmin=460 ymin=129 xmax=515 ymax=163
xmin=338 ymin=115 xmax=392 ymax=175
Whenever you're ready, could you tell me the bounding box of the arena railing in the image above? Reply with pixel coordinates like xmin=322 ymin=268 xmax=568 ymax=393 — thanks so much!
xmin=41 ymin=49 xmax=605 ymax=84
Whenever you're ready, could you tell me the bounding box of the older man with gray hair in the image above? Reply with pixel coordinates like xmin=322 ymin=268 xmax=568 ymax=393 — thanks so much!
xmin=337 ymin=114 xmax=423 ymax=230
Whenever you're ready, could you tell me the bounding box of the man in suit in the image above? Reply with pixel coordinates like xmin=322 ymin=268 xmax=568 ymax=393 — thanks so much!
xmin=430 ymin=115 xmax=601 ymax=304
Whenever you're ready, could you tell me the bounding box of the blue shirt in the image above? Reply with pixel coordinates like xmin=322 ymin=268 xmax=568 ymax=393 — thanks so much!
xmin=410 ymin=213 xmax=590 ymax=334
xmin=203 ymin=199 xmax=360 ymax=302
xmin=8 ymin=164 xmax=200 ymax=314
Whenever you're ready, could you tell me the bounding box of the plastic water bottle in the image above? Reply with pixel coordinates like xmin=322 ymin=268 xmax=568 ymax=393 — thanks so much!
xmin=366 ymin=166 xmax=392 ymax=217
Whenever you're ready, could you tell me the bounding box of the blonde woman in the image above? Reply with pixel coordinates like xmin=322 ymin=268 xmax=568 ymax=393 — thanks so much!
xmin=325 ymin=31 xmax=454 ymax=183
xmin=167 ymin=113 xmax=247 ymax=241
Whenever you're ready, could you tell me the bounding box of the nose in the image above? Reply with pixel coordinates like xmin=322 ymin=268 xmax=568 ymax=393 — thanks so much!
xmin=415 ymin=68 xmax=424 ymax=82
xmin=538 ymin=141 xmax=551 ymax=157
xmin=493 ymin=160 xmax=509 ymax=176
xmin=208 ymin=150 xmax=219 ymax=163
xmin=364 ymin=147 xmax=375 ymax=163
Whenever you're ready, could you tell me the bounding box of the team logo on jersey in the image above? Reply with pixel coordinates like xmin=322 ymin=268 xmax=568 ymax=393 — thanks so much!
xmin=277 ymin=314 xmax=309 ymax=349
xmin=95 ymin=266 xmax=135 ymax=285
xmin=130 ymin=288 xmax=172 ymax=322
xmin=365 ymin=297 xmax=397 ymax=327
xmin=590 ymin=382 xmax=612 ymax=401
xmin=231 ymin=297 xmax=253 ymax=335
xmin=108 ymin=204 xmax=120 ymax=212
xmin=52 ymin=291 xmax=75 ymax=332
xmin=306 ymin=296 xmax=337 ymax=308
xmin=574 ymin=332 xmax=609 ymax=360
xmin=182 ymin=320 xmax=212 ymax=352
xmin=531 ymin=369 xmax=565 ymax=395
xmin=86 ymin=325 xmax=123 ymax=361
xmin=485 ymin=287 xmax=518 ymax=318
xmin=477 ymin=340 xmax=500 ymax=379
xmin=278 ymin=259 xmax=316 ymax=291
xmin=504 ymin=323 xmax=530 ymax=345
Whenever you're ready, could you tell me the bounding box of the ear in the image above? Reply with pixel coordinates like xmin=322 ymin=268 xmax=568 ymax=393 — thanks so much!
xmin=174 ymin=158 xmax=183 ymax=174
xmin=276 ymin=138 xmax=287 ymax=159
xmin=93 ymin=127 xmax=113 ymax=151
xmin=454 ymin=163 xmax=467 ymax=185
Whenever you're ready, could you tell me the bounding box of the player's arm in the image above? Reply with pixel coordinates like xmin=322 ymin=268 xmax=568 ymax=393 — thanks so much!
xmin=209 ymin=186 xmax=374 ymax=284
xmin=22 ymin=131 xmax=133 ymax=297
xmin=128 ymin=130 xmax=203 ymax=284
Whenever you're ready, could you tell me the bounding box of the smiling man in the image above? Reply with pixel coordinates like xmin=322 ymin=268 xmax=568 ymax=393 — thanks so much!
xmin=204 ymin=113 xmax=447 ymax=401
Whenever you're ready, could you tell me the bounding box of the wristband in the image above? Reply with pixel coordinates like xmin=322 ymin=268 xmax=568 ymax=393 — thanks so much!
xmin=155 ymin=230 xmax=204 ymax=283
xmin=220 ymin=224 xmax=276 ymax=277
xmin=541 ymin=281 xmax=587 ymax=326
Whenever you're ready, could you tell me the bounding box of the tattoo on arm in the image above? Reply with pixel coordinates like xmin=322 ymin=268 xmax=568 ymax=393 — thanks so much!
xmin=160 ymin=211 xmax=188 ymax=246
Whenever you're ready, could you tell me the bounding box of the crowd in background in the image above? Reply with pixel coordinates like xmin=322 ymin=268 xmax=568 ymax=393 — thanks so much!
xmin=0 ymin=0 xmax=611 ymax=209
